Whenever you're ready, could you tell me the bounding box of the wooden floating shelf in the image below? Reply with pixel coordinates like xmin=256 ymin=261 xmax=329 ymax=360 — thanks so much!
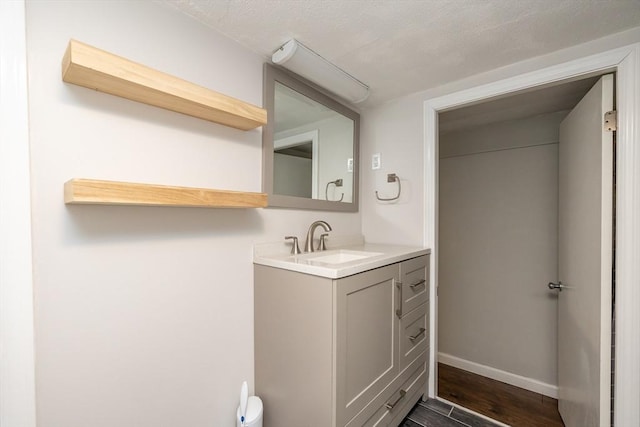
xmin=64 ymin=179 xmax=268 ymax=208
xmin=61 ymin=39 xmax=267 ymax=131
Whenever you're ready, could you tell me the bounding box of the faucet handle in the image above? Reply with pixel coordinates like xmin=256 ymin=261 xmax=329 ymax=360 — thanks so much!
xmin=318 ymin=233 xmax=329 ymax=251
xmin=285 ymin=236 xmax=301 ymax=255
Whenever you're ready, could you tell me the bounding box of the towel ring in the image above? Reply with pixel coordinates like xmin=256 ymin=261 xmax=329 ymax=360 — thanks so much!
xmin=325 ymin=179 xmax=344 ymax=202
xmin=375 ymin=173 xmax=401 ymax=202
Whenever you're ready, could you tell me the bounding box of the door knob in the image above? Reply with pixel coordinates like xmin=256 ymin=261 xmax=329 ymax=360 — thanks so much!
xmin=548 ymin=281 xmax=564 ymax=291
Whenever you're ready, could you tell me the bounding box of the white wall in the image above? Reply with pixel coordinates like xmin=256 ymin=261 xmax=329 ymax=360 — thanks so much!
xmin=438 ymin=112 xmax=563 ymax=392
xmin=25 ymin=1 xmax=360 ymax=426
xmin=0 ymin=1 xmax=37 ymax=426
xmin=360 ymin=94 xmax=426 ymax=245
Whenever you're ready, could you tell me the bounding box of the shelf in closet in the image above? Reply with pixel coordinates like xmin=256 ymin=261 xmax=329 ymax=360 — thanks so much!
xmin=64 ymin=179 xmax=268 ymax=208
xmin=61 ymin=39 xmax=267 ymax=130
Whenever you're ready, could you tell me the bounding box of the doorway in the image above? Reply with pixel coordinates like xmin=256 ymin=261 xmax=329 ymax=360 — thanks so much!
xmin=423 ymin=44 xmax=640 ymax=427
xmin=434 ymin=73 xmax=614 ymax=426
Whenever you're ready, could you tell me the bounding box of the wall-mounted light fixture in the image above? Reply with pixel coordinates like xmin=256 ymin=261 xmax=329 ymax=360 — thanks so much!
xmin=271 ymin=39 xmax=370 ymax=104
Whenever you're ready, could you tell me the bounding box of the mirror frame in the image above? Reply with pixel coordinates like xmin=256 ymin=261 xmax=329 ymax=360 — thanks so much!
xmin=263 ymin=63 xmax=360 ymax=212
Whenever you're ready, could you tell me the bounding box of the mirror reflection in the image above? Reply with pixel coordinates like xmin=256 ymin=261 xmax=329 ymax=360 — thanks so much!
xmin=274 ymin=82 xmax=354 ymax=202
xmin=263 ymin=64 xmax=360 ymax=212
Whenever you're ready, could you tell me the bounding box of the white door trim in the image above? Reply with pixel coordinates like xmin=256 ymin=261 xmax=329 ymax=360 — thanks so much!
xmin=424 ymin=44 xmax=640 ymax=426
xmin=0 ymin=0 xmax=37 ymax=426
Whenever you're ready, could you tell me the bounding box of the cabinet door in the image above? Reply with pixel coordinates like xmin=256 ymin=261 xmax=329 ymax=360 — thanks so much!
xmin=335 ymin=264 xmax=400 ymax=426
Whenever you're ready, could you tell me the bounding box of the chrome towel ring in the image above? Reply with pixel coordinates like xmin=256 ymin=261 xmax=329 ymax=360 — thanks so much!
xmin=325 ymin=178 xmax=344 ymax=202
xmin=375 ymin=173 xmax=401 ymax=202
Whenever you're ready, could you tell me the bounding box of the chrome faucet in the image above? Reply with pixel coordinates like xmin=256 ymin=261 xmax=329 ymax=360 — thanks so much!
xmin=304 ymin=220 xmax=332 ymax=252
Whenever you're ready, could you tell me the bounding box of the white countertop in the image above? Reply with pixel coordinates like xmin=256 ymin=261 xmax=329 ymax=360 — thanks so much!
xmin=253 ymin=236 xmax=430 ymax=279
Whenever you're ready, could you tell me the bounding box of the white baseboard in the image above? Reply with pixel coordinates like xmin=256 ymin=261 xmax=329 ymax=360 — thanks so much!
xmin=438 ymin=352 xmax=558 ymax=398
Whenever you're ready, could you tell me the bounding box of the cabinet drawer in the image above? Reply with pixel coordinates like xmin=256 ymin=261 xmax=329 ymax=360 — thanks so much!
xmin=399 ymin=255 xmax=429 ymax=316
xmin=361 ymin=363 xmax=427 ymax=427
xmin=400 ymin=303 xmax=428 ymax=370
xmin=344 ymin=351 xmax=427 ymax=427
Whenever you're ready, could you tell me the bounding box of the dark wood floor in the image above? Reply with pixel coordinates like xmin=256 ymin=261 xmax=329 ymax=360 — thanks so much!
xmin=437 ymin=363 xmax=565 ymax=427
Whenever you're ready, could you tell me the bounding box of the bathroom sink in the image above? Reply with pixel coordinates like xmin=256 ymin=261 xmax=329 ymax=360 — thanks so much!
xmin=303 ymin=249 xmax=382 ymax=265
xmin=253 ymin=238 xmax=430 ymax=279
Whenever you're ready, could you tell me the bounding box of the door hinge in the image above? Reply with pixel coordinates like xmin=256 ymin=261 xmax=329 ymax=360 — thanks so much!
xmin=604 ymin=110 xmax=617 ymax=132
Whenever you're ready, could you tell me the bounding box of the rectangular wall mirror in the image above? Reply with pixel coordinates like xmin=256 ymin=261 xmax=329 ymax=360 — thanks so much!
xmin=263 ymin=64 xmax=360 ymax=212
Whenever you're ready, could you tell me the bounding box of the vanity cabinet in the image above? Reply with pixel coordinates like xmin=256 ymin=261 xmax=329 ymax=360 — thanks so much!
xmin=254 ymin=254 xmax=429 ymax=427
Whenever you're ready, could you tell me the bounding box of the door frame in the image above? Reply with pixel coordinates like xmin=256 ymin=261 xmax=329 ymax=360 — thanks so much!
xmin=424 ymin=44 xmax=640 ymax=426
xmin=0 ymin=0 xmax=37 ymax=426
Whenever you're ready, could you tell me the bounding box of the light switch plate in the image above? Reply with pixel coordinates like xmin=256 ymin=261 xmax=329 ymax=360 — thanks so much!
xmin=347 ymin=158 xmax=353 ymax=172
xmin=372 ymin=153 xmax=381 ymax=170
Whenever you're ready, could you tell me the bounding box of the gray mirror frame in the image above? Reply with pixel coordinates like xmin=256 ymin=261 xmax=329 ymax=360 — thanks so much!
xmin=262 ymin=63 xmax=360 ymax=212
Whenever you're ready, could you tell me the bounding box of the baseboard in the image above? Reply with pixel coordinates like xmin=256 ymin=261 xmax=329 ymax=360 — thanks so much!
xmin=438 ymin=352 xmax=558 ymax=398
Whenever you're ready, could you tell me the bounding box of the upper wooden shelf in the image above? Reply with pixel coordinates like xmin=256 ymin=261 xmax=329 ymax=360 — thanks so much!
xmin=61 ymin=39 xmax=267 ymax=131
xmin=64 ymin=179 xmax=268 ymax=208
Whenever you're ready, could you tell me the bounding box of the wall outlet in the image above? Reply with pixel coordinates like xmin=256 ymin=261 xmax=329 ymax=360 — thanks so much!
xmin=372 ymin=153 xmax=381 ymax=170
xmin=347 ymin=158 xmax=354 ymax=172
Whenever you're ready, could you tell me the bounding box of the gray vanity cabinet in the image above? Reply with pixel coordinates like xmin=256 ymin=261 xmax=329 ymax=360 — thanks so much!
xmin=254 ymin=255 xmax=429 ymax=427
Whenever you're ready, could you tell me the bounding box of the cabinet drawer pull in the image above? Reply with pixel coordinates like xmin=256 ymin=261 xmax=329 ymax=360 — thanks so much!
xmin=409 ymin=279 xmax=426 ymax=290
xmin=385 ymin=389 xmax=406 ymax=410
xmin=409 ymin=327 xmax=426 ymax=342
xmin=395 ymin=280 xmax=403 ymax=318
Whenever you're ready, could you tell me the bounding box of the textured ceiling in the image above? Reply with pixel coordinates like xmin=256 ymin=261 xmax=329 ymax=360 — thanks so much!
xmin=162 ymin=0 xmax=640 ymax=106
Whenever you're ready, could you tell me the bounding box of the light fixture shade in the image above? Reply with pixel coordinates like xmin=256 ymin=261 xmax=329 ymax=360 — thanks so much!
xmin=272 ymin=39 xmax=370 ymax=104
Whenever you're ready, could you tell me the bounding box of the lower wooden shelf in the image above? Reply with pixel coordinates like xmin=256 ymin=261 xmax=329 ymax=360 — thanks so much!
xmin=64 ymin=179 xmax=268 ymax=208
